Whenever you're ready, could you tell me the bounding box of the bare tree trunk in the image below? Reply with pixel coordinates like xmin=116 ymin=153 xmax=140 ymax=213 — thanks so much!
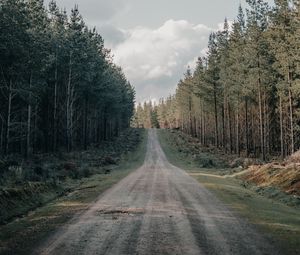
xmin=236 ymin=109 xmax=240 ymax=156
xmin=228 ymin=104 xmax=233 ymax=153
xmin=84 ymin=96 xmax=88 ymax=150
xmin=5 ymin=79 xmax=12 ymax=155
xmin=222 ymin=104 xmax=225 ymax=150
xmin=258 ymin=81 xmax=265 ymax=160
xmin=252 ymin=110 xmax=257 ymax=157
xmin=94 ymin=111 xmax=98 ymax=144
xmin=199 ymin=99 xmax=203 ymax=142
xmin=288 ymin=70 xmax=294 ymax=154
xmin=66 ymin=52 xmax=72 ymax=152
xmin=103 ymin=114 xmax=107 ymax=141
xmin=0 ymin=116 xmax=4 ymax=154
xmin=245 ymin=97 xmax=249 ymax=156
xmin=194 ymin=116 xmax=198 ymax=138
xmin=53 ymin=51 xmax=58 ymax=151
xmin=70 ymin=84 xmax=75 ymax=149
xmin=265 ymin=96 xmax=270 ymax=156
xmin=26 ymin=72 xmax=33 ymax=158
xmin=188 ymin=96 xmax=192 ymax=135
xmin=279 ymin=95 xmax=284 ymax=159
xmin=258 ymin=88 xmax=264 ymax=159
xmin=33 ymin=104 xmax=38 ymax=153
xmin=213 ymin=83 xmax=219 ymax=147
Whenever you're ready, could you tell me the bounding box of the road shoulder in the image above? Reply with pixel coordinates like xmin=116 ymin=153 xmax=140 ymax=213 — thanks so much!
xmin=158 ymin=129 xmax=300 ymax=255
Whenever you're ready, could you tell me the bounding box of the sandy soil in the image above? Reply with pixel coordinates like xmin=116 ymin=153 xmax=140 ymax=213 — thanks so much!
xmin=36 ymin=129 xmax=278 ymax=255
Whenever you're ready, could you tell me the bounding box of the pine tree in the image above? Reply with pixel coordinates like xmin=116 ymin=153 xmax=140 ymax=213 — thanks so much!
xmin=156 ymin=0 xmax=299 ymax=158
xmin=0 ymin=1 xmax=135 ymax=156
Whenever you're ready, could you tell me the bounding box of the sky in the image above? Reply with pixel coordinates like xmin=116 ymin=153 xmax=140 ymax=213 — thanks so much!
xmin=45 ymin=0 xmax=274 ymax=103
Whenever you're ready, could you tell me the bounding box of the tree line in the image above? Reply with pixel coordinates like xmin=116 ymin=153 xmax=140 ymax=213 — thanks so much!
xmin=134 ymin=0 xmax=300 ymax=160
xmin=0 ymin=0 xmax=135 ymax=157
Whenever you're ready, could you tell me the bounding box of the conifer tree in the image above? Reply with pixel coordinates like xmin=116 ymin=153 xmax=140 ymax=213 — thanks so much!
xmin=0 ymin=0 xmax=135 ymax=156
xmin=155 ymin=0 xmax=300 ymax=159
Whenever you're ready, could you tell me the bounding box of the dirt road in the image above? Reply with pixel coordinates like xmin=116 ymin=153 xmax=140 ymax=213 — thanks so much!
xmin=37 ymin=130 xmax=278 ymax=255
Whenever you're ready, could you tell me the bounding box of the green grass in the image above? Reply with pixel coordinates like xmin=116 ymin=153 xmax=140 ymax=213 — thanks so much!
xmin=158 ymin=129 xmax=230 ymax=174
xmin=0 ymin=129 xmax=148 ymax=255
xmin=158 ymin=129 xmax=300 ymax=255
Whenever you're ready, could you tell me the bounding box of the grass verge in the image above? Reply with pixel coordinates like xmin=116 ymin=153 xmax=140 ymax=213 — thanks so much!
xmin=158 ymin=130 xmax=230 ymax=174
xmin=0 ymin=129 xmax=148 ymax=255
xmin=158 ymin=129 xmax=300 ymax=255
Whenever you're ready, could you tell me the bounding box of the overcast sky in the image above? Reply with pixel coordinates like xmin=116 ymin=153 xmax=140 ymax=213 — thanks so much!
xmin=45 ymin=0 xmax=274 ymax=102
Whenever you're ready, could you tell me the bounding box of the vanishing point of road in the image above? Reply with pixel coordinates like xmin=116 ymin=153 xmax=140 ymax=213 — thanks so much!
xmin=37 ymin=130 xmax=277 ymax=255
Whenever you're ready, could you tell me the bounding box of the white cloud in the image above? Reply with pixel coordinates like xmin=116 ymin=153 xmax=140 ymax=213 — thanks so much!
xmin=111 ymin=20 xmax=213 ymax=102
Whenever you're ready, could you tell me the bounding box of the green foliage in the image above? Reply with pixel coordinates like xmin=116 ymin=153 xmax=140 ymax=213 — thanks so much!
xmin=0 ymin=0 xmax=135 ymax=156
xmin=156 ymin=0 xmax=300 ymax=159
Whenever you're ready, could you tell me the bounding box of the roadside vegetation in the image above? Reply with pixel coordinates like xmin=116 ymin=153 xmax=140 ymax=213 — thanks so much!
xmin=158 ymin=129 xmax=300 ymax=255
xmin=0 ymin=128 xmax=147 ymax=255
xmin=242 ymin=152 xmax=300 ymax=197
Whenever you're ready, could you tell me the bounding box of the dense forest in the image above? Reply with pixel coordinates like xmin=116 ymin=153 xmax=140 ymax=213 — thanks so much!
xmin=133 ymin=0 xmax=300 ymax=160
xmin=0 ymin=0 xmax=135 ymax=157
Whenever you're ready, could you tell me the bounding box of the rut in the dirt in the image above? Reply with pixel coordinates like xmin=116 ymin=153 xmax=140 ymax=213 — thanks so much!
xmin=37 ymin=129 xmax=278 ymax=255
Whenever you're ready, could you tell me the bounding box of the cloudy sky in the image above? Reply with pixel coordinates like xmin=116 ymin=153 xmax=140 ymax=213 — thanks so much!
xmin=45 ymin=0 xmax=273 ymax=102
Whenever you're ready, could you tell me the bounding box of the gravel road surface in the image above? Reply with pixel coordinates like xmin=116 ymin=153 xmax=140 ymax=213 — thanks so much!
xmin=37 ymin=129 xmax=278 ymax=255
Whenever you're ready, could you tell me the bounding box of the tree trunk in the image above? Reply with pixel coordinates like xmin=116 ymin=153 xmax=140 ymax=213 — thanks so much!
xmin=258 ymin=80 xmax=265 ymax=160
xmin=228 ymin=104 xmax=233 ymax=153
xmin=263 ymin=91 xmax=268 ymax=157
xmin=288 ymin=70 xmax=294 ymax=154
xmin=245 ymin=98 xmax=249 ymax=156
xmin=222 ymin=104 xmax=225 ymax=150
xmin=264 ymin=95 xmax=270 ymax=156
xmin=258 ymin=88 xmax=264 ymax=159
xmin=188 ymin=96 xmax=192 ymax=135
xmin=279 ymin=95 xmax=284 ymax=159
xmin=66 ymin=52 xmax=72 ymax=152
xmin=0 ymin=116 xmax=4 ymax=154
xmin=33 ymin=104 xmax=38 ymax=153
xmin=103 ymin=114 xmax=107 ymax=141
xmin=199 ymin=99 xmax=203 ymax=142
xmin=26 ymin=72 xmax=33 ymax=158
xmin=213 ymin=83 xmax=219 ymax=147
xmin=194 ymin=116 xmax=197 ymax=138
xmin=5 ymin=79 xmax=12 ymax=155
xmin=236 ymin=109 xmax=240 ymax=156
xmin=53 ymin=51 xmax=58 ymax=151
xmin=84 ymin=96 xmax=88 ymax=150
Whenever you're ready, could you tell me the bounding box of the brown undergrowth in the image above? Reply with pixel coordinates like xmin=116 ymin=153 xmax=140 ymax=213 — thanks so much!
xmin=242 ymin=154 xmax=300 ymax=196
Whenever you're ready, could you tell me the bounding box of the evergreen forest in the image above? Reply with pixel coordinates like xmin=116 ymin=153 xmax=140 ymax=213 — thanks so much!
xmin=1 ymin=1 xmax=300 ymax=254
xmin=0 ymin=0 xmax=135 ymax=157
xmin=133 ymin=0 xmax=300 ymax=160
